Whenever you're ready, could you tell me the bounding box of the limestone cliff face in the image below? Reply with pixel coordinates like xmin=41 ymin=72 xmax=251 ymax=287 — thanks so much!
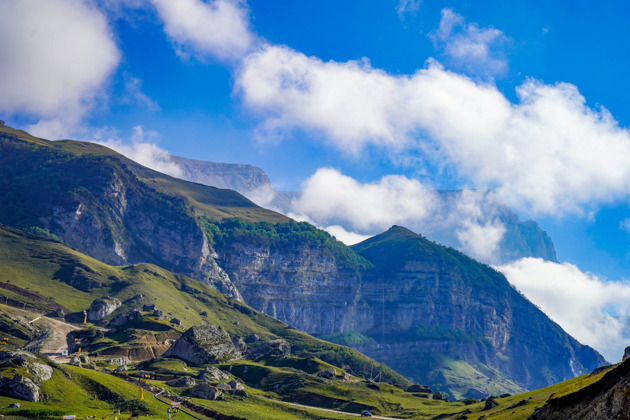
xmin=216 ymin=240 xmax=367 ymax=335
xmin=214 ymin=226 xmax=604 ymax=396
xmin=170 ymin=156 xmax=271 ymax=193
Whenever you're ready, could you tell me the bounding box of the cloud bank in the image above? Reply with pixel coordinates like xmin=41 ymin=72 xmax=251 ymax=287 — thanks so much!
xmin=237 ymin=44 xmax=630 ymax=216
xmin=498 ymin=258 xmax=630 ymax=363
xmin=0 ymin=0 xmax=120 ymax=138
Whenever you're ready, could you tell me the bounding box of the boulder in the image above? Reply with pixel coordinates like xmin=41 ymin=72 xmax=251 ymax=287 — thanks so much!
xmin=166 ymin=377 xmax=196 ymax=387
xmin=188 ymin=383 xmax=222 ymax=400
xmin=87 ymin=297 xmax=121 ymax=321
xmin=114 ymin=365 xmax=128 ymax=373
xmin=484 ymin=397 xmax=499 ymax=410
xmin=231 ymin=336 xmax=247 ymax=353
xmin=154 ymin=309 xmax=164 ymax=318
xmin=142 ymin=304 xmax=156 ymax=312
xmin=216 ymin=382 xmax=231 ymax=390
xmin=198 ymin=366 xmax=230 ymax=383
xmin=170 ymin=318 xmax=181 ymax=326
xmin=432 ymin=392 xmax=448 ymax=401
xmin=318 ymin=368 xmax=337 ymax=380
xmin=245 ymin=339 xmax=291 ymax=360
xmin=164 ymin=325 xmax=241 ymax=364
xmin=0 ymin=375 xmax=40 ymax=402
xmin=107 ymin=357 xmax=131 ymax=366
xmin=407 ymin=384 xmax=432 ymax=393
xmin=246 ymin=334 xmax=260 ymax=343
xmin=228 ymin=380 xmax=244 ymax=390
xmin=8 ymin=402 xmax=21 ymax=408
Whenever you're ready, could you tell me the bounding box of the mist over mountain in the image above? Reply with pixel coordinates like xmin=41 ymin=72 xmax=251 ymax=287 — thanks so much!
xmin=170 ymin=155 xmax=557 ymax=265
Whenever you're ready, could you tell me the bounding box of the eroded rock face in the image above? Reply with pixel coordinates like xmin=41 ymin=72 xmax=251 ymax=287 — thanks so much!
xmin=87 ymin=296 xmax=121 ymax=321
xmin=531 ymin=357 xmax=630 ymax=420
xmin=164 ymin=325 xmax=241 ymax=365
xmin=188 ymin=383 xmax=222 ymax=400
xmin=245 ymin=339 xmax=291 ymax=361
xmin=198 ymin=366 xmax=230 ymax=383
xmin=166 ymin=377 xmax=196 ymax=387
xmin=0 ymin=351 xmax=53 ymax=402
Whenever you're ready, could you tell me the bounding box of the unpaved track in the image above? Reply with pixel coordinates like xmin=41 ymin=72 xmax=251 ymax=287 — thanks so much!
xmin=37 ymin=316 xmax=81 ymax=363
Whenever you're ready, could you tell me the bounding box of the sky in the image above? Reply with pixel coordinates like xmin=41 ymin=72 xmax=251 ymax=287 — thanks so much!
xmin=3 ymin=0 xmax=630 ymax=362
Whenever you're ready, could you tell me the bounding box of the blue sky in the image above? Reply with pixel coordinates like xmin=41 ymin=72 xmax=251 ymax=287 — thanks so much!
xmin=4 ymin=0 xmax=630 ymax=361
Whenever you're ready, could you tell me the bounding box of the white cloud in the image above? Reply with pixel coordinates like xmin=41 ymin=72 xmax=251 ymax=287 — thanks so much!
xmin=287 ymin=169 xmax=509 ymax=262
xmin=322 ymin=225 xmax=371 ymax=246
xmin=396 ymin=0 xmax=422 ymax=18
xmin=149 ymin=0 xmax=254 ymax=62
xmin=237 ymin=44 xmax=630 ymax=216
xmin=91 ymin=126 xmax=183 ymax=177
xmin=497 ymin=258 xmax=630 ymax=363
xmin=291 ymin=168 xmax=439 ymax=233
xmin=430 ymin=8 xmax=509 ymax=77
xmin=620 ymin=218 xmax=630 ymax=233
xmin=0 ymin=0 xmax=120 ymax=138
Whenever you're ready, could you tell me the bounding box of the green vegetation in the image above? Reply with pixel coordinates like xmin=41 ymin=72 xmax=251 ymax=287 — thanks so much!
xmin=318 ymin=332 xmax=377 ymax=348
xmin=352 ymin=225 xmax=508 ymax=290
xmin=202 ymin=217 xmax=372 ymax=271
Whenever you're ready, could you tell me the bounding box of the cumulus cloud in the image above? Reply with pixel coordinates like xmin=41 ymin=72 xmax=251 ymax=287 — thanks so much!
xmin=237 ymin=43 xmax=630 ymax=216
xmin=149 ymin=0 xmax=255 ymax=61
xmin=286 ymin=168 xmax=512 ymax=262
xmin=0 ymin=0 xmax=120 ymax=138
xmin=430 ymin=8 xmax=509 ymax=77
xmin=497 ymin=258 xmax=630 ymax=363
xmin=91 ymin=126 xmax=183 ymax=177
xmin=291 ymin=168 xmax=439 ymax=232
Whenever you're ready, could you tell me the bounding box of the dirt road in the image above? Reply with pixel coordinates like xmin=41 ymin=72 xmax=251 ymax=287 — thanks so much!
xmin=36 ymin=316 xmax=81 ymax=363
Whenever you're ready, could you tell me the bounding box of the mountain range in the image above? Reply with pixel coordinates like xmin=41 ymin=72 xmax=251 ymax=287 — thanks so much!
xmin=0 ymin=124 xmax=605 ymax=401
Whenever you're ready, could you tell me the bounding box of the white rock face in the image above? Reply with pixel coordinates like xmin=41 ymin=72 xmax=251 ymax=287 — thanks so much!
xmin=87 ymin=296 xmax=122 ymax=321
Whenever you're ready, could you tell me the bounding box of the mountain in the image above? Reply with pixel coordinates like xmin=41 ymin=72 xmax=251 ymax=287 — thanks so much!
xmin=0 ymin=125 xmax=287 ymax=299
xmin=169 ymin=155 xmax=272 ymax=193
xmin=170 ymin=156 xmax=557 ymax=264
xmin=0 ymin=124 xmax=604 ymax=399
xmin=213 ymin=223 xmax=603 ymax=399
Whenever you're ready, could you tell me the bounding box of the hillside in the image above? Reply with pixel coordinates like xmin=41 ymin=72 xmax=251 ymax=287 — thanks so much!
xmin=0 ymin=125 xmax=288 ymax=299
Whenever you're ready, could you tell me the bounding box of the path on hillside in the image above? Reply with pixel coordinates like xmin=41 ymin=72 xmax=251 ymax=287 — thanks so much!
xmin=37 ymin=316 xmax=82 ymax=363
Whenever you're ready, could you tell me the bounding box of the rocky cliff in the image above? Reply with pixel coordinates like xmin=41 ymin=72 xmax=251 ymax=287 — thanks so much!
xmin=0 ymin=126 xmax=284 ymax=299
xmin=170 ymin=156 xmax=271 ymax=193
xmin=214 ymin=225 xmax=604 ymax=398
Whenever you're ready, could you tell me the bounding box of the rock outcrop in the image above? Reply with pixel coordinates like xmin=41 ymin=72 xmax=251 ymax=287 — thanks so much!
xmin=164 ymin=325 xmax=241 ymax=365
xmin=188 ymin=382 xmax=222 ymax=400
xmin=531 ymin=356 xmax=630 ymax=420
xmin=0 ymin=351 xmax=53 ymax=402
xmin=87 ymin=296 xmax=121 ymax=321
